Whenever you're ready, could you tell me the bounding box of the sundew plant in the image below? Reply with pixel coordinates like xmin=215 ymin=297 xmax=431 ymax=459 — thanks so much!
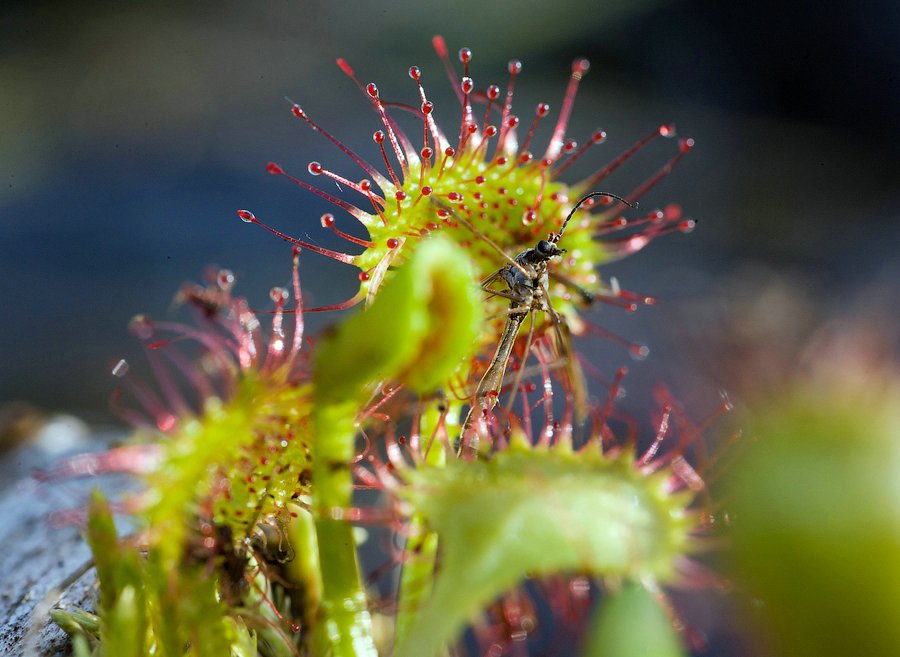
xmin=48 ymin=37 xmax=722 ymax=657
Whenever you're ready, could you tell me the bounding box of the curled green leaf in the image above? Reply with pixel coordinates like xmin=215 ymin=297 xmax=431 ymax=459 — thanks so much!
xmin=395 ymin=444 xmax=695 ymax=657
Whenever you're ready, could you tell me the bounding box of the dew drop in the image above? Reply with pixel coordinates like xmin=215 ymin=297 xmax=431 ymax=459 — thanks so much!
xmin=421 ymin=186 xmax=433 ymax=196
xmin=508 ymin=59 xmax=522 ymax=74
xmin=290 ymin=105 xmax=305 ymax=118
xmin=358 ymin=271 xmax=370 ymax=282
xmin=592 ymin=129 xmax=607 ymax=143
xmin=266 ymin=162 xmax=284 ymax=175
xmin=458 ymin=47 xmax=472 ymax=63
xmin=237 ymin=209 xmax=256 ymax=223
xmin=308 ymin=161 xmax=323 ymax=175
xmin=386 ymin=238 xmax=400 ymax=249
xmin=359 ymin=179 xmax=372 ymax=191
xmin=629 ymin=344 xmax=650 ymax=360
xmin=679 ymin=137 xmax=696 ymax=152
xmin=421 ymin=147 xmax=433 ymax=159
xmin=522 ymin=210 xmax=537 ymax=226
xmin=408 ymin=66 xmax=421 ymax=81
xmin=679 ymin=219 xmax=697 ymax=233
xmin=366 ymin=82 xmax=379 ymax=98
xmin=461 ymin=76 xmax=474 ymax=94
xmin=659 ymin=124 xmax=677 ymax=137
xmin=444 ymin=146 xmax=455 ymax=157
xmin=320 ymin=213 xmax=335 ymax=227
xmin=421 ymin=100 xmax=434 ymax=114
xmin=447 ymin=191 xmax=463 ymax=202
xmin=487 ymin=84 xmax=500 ymax=100
xmin=507 ymin=115 xmax=520 ymax=128
xmin=373 ymin=130 xmax=385 ymax=144
xmin=395 ymin=190 xmax=407 ymax=201
xmin=563 ymin=139 xmax=577 ymax=153
xmin=536 ymin=102 xmax=550 ymax=117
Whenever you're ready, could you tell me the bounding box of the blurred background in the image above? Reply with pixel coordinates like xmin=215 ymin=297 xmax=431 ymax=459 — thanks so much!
xmin=3 ymin=0 xmax=899 ymax=417
xmin=2 ymin=0 xmax=900 ymax=655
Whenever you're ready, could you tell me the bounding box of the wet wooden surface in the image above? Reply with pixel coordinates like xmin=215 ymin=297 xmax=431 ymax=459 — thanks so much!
xmin=0 ymin=412 xmax=127 ymax=657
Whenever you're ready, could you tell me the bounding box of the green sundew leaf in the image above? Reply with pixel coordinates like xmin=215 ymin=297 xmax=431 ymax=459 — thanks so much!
xmin=314 ymin=236 xmax=482 ymax=402
xmin=730 ymin=381 xmax=900 ymax=657
xmin=583 ymin=585 xmax=686 ymax=657
xmin=85 ymin=490 xmax=121 ymax=611
xmin=100 ymin=585 xmax=147 ymax=657
xmin=395 ymin=445 xmax=695 ymax=657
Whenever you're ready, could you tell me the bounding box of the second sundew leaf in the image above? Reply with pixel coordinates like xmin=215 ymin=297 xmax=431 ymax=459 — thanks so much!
xmin=309 ymin=236 xmax=483 ymax=657
xmin=395 ymin=443 xmax=696 ymax=657
xmin=314 ymin=235 xmax=483 ymax=402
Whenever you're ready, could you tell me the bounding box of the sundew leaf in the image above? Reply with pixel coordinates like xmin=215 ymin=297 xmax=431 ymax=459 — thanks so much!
xmin=313 ymin=235 xmax=482 ymax=402
xmin=583 ymin=584 xmax=686 ymax=657
xmin=395 ymin=444 xmax=695 ymax=657
xmin=309 ymin=236 xmax=482 ymax=657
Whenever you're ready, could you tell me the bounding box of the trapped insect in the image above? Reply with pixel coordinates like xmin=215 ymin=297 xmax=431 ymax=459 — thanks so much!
xmin=457 ymin=191 xmax=636 ymax=454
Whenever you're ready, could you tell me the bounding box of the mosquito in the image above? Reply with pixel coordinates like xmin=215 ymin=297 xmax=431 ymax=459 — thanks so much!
xmin=456 ymin=191 xmax=636 ymax=455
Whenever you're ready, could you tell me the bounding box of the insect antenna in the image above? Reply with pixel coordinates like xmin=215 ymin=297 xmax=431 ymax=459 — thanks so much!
xmin=555 ymin=191 xmax=637 ymax=242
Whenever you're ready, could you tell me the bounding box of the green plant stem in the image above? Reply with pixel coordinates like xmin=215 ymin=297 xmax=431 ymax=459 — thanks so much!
xmin=311 ymin=402 xmax=377 ymax=657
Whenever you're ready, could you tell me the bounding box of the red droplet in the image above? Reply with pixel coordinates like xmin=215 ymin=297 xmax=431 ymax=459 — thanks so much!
xmin=522 ymin=210 xmax=537 ymax=225
xmin=536 ymin=103 xmax=550 ymax=117
xmin=507 ymin=115 xmax=520 ymax=128
xmin=320 ymin=213 xmax=335 ymax=227
xmin=421 ymin=186 xmax=433 ymax=196
xmin=308 ymin=161 xmax=323 ymax=175
xmin=359 ymin=179 xmax=372 ymax=191
xmin=421 ymin=147 xmax=433 ymax=159
xmin=459 ymin=47 xmax=472 ymax=63
xmin=508 ymin=59 xmax=522 ymax=74
xmin=386 ymin=238 xmax=400 ymax=249
xmin=679 ymin=137 xmax=695 ymax=153
xmin=461 ymin=77 xmax=474 ymax=94
xmin=408 ymin=66 xmax=421 ymax=81
xmin=395 ymin=190 xmax=407 ymax=201
xmin=475 ymin=175 xmax=486 ymax=184
xmin=679 ymin=219 xmax=697 ymax=233
xmin=266 ymin=162 xmax=284 ymax=175
xmin=659 ymin=124 xmax=676 ymax=137
xmin=563 ymin=139 xmax=577 ymax=153
xmin=484 ymin=125 xmax=497 ymax=137
xmin=444 ymin=146 xmax=455 ymax=157
xmin=358 ymin=271 xmax=370 ymax=282
xmin=373 ymin=130 xmax=385 ymax=144
xmin=518 ymin=152 xmax=533 ymax=164
xmin=422 ymin=100 xmax=434 ymax=114
xmin=290 ymin=105 xmax=305 ymax=118
xmin=524 ymin=382 xmax=537 ymax=393
xmin=467 ymin=123 xmax=478 ymax=134
xmin=290 ymin=623 xmax=301 ymax=634
xmin=336 ymin=58 xmax=354 ymax=77
xmin=573 ymin=58 xmax=590 ymax=74
xmin=447 ymin=191 xmax=462 ymax=202
xmin=495 ymin=157 xmax=507 ymax=166
xmin=664 ymin=203 xmax=682 ymax=220
xmin=366 ymin=83 xmax=379 ymax=98
xmin=592 ymin=129 xmax=607 ymax=143
xmin=487 ymin=84 xmax=500 ymax=100
xmin=237 ymin=209 xmax=256 ymax=223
